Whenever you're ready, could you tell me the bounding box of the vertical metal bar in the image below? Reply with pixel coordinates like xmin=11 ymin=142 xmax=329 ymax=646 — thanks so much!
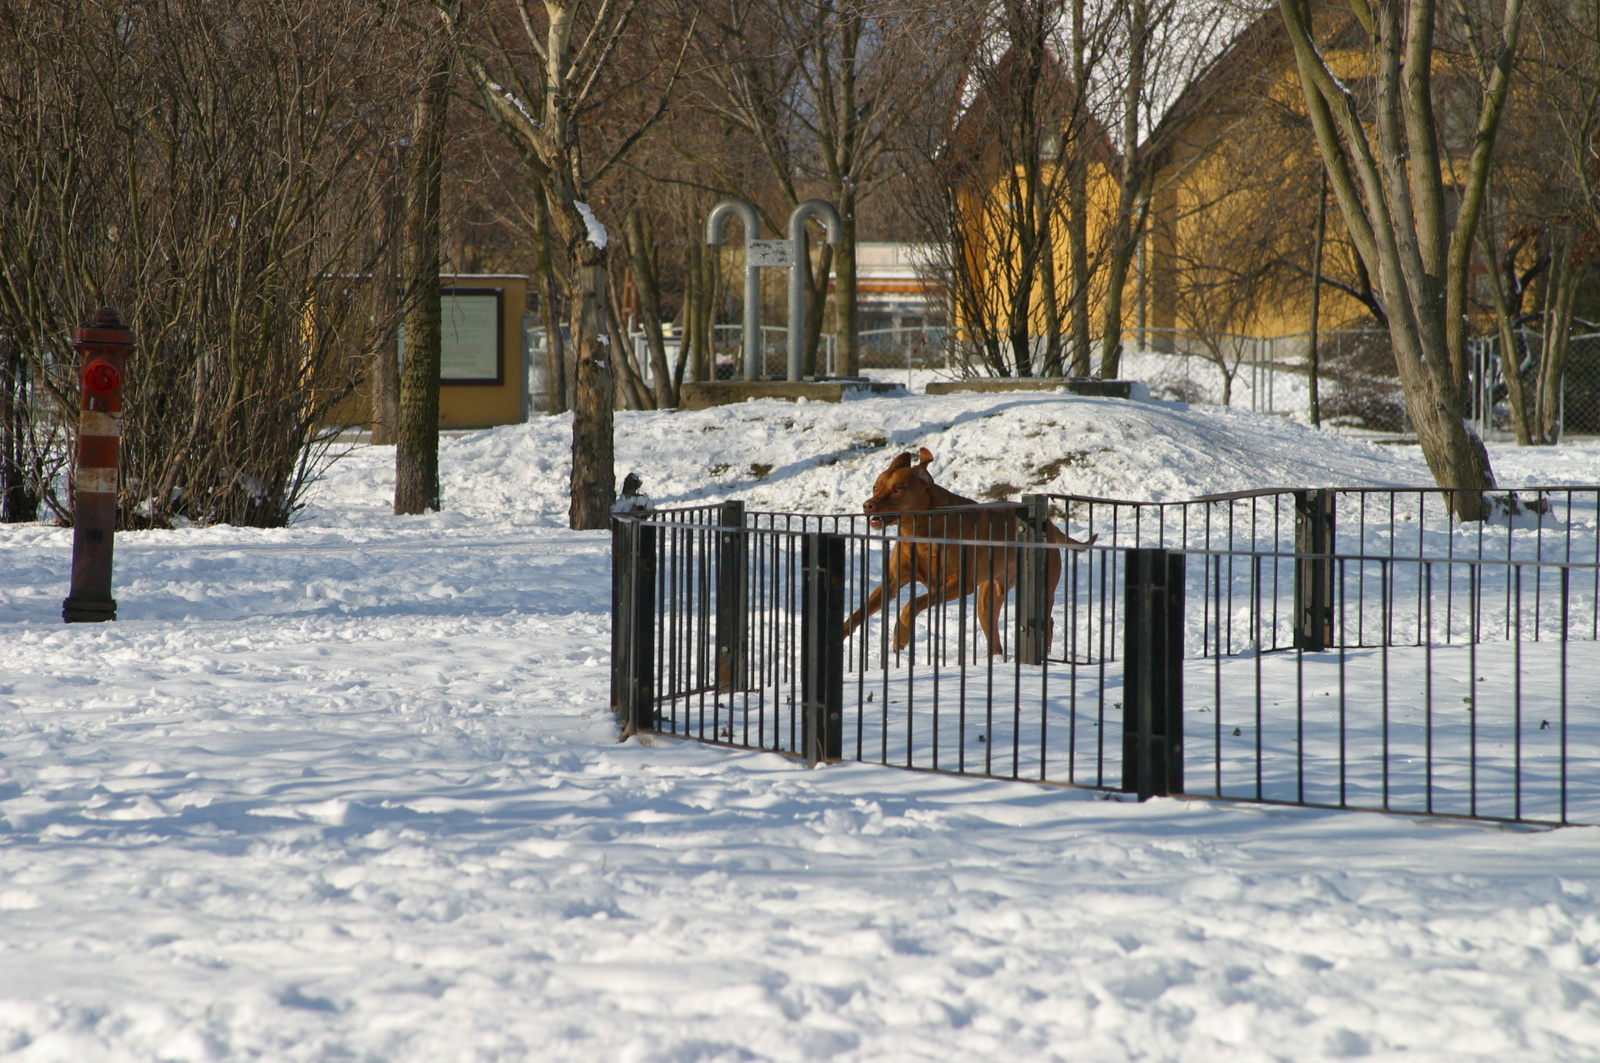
xmin=931 ymin=539 xmax=942 ymax=771
xmin=698 ymin=524 xmax=711 ymax=736
xmin=906 ymin=533 xmax=918 ymax=770
xmin=1561 ymin=566 xmax=1570 ymax=825
xmin=802 ymin=532 xmax=845 ymax=766
xmin=1425 ymin=562 xmax=1434 ymax=814
xmin=877 ymin=535 xmax=890 ymax=764
xmin=1254 ymin=554 xmax=1263 ymax=800
xmin=1381 ymin=560 xmax=1391 ymax=809
xmin=959 ymin=544 xmax=969 ymax=773
xmin=1514 ymin=564 xmax=1523 ymax=820
xmin=1122 ymin=548 xmax=1185 ymax=800
xmin=1097 ymin=547 xmax=1109 ymax=786
xmin=1213 ymin=555 xmax=1223 ymax=797
xmin=1338 ymin=558 xmax=1347 ymax=807
xmin=1296 ymin=644 xmax=1305 ymax=805
xmin=1469 ymin=563 xmax=1478 ymax=817
xmin=985 ymin=544 xmax=996 ymax=776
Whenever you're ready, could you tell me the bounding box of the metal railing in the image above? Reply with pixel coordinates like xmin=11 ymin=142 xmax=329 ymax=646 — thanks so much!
xmin=613 ymin=488 xmax=1600 ymax=825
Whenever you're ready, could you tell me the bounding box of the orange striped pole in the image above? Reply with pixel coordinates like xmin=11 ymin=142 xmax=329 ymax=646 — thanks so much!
xmin=62 ymin=307 xmax=134 ymax=624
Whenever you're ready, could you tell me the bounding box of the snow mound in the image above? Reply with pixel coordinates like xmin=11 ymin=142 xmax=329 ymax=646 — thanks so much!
xmin=310 ymin=393 xmax=1437 ymax=525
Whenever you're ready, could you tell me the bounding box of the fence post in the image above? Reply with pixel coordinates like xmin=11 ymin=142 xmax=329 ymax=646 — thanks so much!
xmin=1294 ymin=489 xmax=1336 ymax=650
xmin=1016 ymin=494 xmax=1052 ymax=664
xmin=1123 ymin=548 xmax=1184 ymax=800
xmin=611 ymin=516 xmax=657 ymax=736
xmin=716 ymin=501 xmax=748 ymax=692
xmin=802 ymin=532 xmax=845 ymax=766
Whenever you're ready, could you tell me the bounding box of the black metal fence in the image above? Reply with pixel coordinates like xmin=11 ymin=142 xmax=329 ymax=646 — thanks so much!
xmin=612 ymin=488 xmax=1600 ymax=826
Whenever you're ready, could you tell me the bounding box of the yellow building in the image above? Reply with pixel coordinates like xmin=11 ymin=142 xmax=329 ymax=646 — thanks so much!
xmin=953 ymin=6 xmax=1507 ymax=356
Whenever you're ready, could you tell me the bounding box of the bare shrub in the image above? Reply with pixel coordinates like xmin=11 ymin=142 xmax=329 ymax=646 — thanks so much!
xmin=0 ymin=0 xmax=406 ymax=527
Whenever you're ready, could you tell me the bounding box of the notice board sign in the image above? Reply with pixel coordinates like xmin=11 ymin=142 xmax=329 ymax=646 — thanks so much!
xmin=440 ymin=288 xmax=504 ymax=385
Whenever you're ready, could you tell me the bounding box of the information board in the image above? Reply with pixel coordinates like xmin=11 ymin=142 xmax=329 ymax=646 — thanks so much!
xmin=440 ymin=289 xmax=503 ymax=384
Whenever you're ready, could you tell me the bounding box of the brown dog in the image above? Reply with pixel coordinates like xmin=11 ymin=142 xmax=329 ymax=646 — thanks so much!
xmin=843 ymin=447 xmax=1093 ymax=658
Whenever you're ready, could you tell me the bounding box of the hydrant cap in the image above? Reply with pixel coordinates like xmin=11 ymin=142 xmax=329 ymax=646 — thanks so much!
xmin=72 ymin=307 xmax=136 ymax=353
xmin=84 ymin=360 xmax=122 ymax=395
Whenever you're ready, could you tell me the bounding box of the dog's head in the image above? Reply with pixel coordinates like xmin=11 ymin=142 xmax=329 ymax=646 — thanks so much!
xmin=863 ymin=447 xmax=938 ymax=528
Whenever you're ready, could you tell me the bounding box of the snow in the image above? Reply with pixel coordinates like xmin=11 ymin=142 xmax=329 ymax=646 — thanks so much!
xmin=575 ymin=201 xmax=608 ymax=250
xmin=4 ymin=388 xmax=1600 ymax=1061
xmin=487 ymin=80 xmax=540 ymax=130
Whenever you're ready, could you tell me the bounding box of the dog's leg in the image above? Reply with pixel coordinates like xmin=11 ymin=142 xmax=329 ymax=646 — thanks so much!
xmin=893 ymin=565 xmax=971 ymax=652
xmin=844 ymin=544 xmax=910 ymax=639
xmin=976 ymin=581 xmax=1005 ymax=658
xmin=891 ymin=546 xmax=943 ymax=652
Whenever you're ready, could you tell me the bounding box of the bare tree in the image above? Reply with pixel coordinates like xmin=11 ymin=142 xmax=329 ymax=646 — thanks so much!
xmin=437 ymin=0 xmax=691 ymax=528
xmin=900 ymin=0 xmax=1113 ymax=378
xmin=1096 ymin=0 xmax=1243 ymax=380
xmin=1277 ymin=0 xmax=1524 ymax=519
xmin=395 ymin=26 xmax=454 ymax=515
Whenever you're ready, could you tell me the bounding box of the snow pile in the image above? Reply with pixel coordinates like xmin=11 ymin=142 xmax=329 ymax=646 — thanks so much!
xmin=311 ymin=392 xmax=1448 ymax=529
xmin=3 ymin=391 xmax=1600 ymax=1061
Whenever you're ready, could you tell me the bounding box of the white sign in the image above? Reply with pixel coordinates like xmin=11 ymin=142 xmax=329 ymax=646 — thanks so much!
xmin=440 ymin=291 xmax=502 ymax=381
xmin=746 ymin=240 xmax=793 ymax=269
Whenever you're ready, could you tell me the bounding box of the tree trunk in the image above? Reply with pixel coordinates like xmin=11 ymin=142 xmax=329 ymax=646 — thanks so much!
xmin=1537 ymin=232 xmax=1580 ymax=444
xmin=1307 ymin=168 xmax=1327 ymax=427
xmin=1097 ymin=0 xmax=1148 ymax=382
xmin=394 ymin=38 xmax=451 ymax=516
xmin=624 ymin=208 xmax=676 ymax=407
xmin=1037 ymin=173 xmax=1065 ymax=377
xmin=567 ymin=229 xmax=617 ymax=530
xmin=0 ymin=331 xmax=37 ymax=523
xmin=804 ymin=243 xmax=833 ymax=377
xmin=1277 ymin=0 xmax=1517 ymax=520
xmin=1067 ymin=0 xmax=1092 ymax=378
xmin=1097 ymin=216 xmax=1134 ymax=380
xmin=371 ymin=146 xmax=405 ymax=446
xmin=835 ymin=197 xmax=859 ymax=378
xmin=607 ymin=291 xmax=653 ymax=410
xmin=535 ymin=193 xmax=569 ymax=415
xmin=1477 ymin=218 xmax=1534 ymax=445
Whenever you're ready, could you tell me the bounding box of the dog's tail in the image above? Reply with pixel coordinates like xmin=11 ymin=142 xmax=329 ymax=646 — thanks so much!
xmin=1046 ymin=522 xmax=1097 ymax=550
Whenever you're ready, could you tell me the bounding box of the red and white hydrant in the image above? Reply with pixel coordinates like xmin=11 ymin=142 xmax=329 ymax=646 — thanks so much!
xmin=62 ymin=307 xmax=135 ymax=624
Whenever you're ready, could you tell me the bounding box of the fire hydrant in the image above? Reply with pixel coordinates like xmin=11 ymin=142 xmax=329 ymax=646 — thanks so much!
xmin=62 ymin=307 xmax=134 ymax=624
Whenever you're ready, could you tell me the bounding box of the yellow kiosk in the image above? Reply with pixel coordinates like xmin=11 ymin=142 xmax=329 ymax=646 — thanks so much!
xmin=430 ymin=274 xmax=530 ymax=429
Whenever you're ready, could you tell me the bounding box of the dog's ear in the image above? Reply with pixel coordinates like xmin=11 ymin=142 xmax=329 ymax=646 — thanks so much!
xmin=917 ymin=447 xmax=934 ymax=466
xmin=886 ymin=452 xmax=914 ymax=473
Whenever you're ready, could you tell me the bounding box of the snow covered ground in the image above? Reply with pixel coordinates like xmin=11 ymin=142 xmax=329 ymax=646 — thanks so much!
xmin=4 ymin=390 xmax=1600 ymax=1061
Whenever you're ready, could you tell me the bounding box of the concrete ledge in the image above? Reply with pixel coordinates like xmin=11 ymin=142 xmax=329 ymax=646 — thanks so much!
xmin=678 ymin=379 xmax=903 ymax=411
xmin=924 ymin=378 xmax=1135 ymax=399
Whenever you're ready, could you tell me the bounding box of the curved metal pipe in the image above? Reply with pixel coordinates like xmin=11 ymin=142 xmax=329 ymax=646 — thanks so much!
xmin=786 ymin=200 xmax=843 ymax=381
xmin=706 ymin=199 xmax=762 ymax=381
